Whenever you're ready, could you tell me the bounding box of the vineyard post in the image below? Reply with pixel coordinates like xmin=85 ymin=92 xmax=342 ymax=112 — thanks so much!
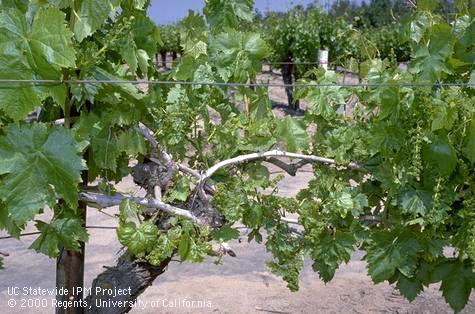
xmin=54 ymin=67 xmax=87 ymax=313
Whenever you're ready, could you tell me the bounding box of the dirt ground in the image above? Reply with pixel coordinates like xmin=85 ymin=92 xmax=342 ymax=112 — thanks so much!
xmin=1 ymin=70 xmax=474 ymax=314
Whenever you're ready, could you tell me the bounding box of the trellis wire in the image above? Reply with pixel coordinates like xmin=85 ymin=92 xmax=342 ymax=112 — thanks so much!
xmin=0 ymin=226 xmax=118 ymax=240
xmin=156 ymin=59 xmax=325 ymax=66
xmin=0 ymin=79 xmax=473 ymax=88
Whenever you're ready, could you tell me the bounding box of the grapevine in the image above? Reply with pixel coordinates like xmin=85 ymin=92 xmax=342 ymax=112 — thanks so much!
xmin=0 ymin=1 xmax=474 ymax=313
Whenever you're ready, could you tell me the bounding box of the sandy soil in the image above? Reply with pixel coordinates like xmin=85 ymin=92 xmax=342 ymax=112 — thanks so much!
xmin=1 ymin=70 xmax=474 ymax=314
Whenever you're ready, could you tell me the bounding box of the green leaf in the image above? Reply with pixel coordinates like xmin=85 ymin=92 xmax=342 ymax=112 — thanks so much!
xmin=131 ymin=13 xmax=161 ymax=56
xmin=417 ymin=0 xmax=440 ymax=11
xmin=119 ymin=199 xmax=142 ymax=222
xmin=243 ymin=32 xmax=269 ymax=60
xmin=29 ymin=217 xmax=88 ymax=257
xmin=430 ymin=260 xmax=475 ymax=312
xmin=364 ymin=230 xmax=422 ymax=283
xmin=243 ymin=205 xmax=263 ymax=229
xmin=398 ymin=188 xmax=432 ymax=216
xmin=422 ymin=134 xmax=457 ymax=176
xmin=120 ymin=33 xmax=138 ymax=74
xmin=0 ymin=0 xmax=29 ymax=12
xmin=29 ymin=8 xmax=76 ymax=70
xmin=47 ymin=0 xmax=72 ymax=8
xmin=117 ymin=221 xmax=158 ymax=255
xmin=463 ymin=118 xmax=475 ymax=163
xmin=0 ymin=124 xmax=85 ymax=226
xmin=165 ymin=176 xmax=190 ymax=202
xmin=136 ymin=49 xmax=149 ymax=74
xmin=91 ymin=126 xmax=119 ymax=171
xmin=311 ymin=231 xmax=356 ymax=282
xmin=93 ymin=67 xmax=144 ymax=100
xmin=213 ymin=225 xmax=240 ymax=242
xmin=0 ymin=8 xmax=76 ymax=119
xmin=468 ymin=70 xmax=475 ymax=89
xmin=178 ymin=232 xmax=191 ymax=260
xmin=411 ymin=23 xmax=454 ymax=81
xmin=74 ymin=0 xmax=120 ymax=42
xmin=117 ymin=129 xmax=147 ymax=156
xmin=204 ymin=0 xmax=254 ymax=29
xmin=277 ymin=117 xmax=309 ymax=152
xmin=395 ymin=262 xmax=430 ymax=302
xmin=431 ymin=100 xmax=456 ymax=131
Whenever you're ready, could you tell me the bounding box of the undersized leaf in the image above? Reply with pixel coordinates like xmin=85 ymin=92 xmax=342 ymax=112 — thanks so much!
xmin=165 ymin=176 xmax=191 ymax=202
xmin=117 ymin=221 xmax=158 ymax=255
xmin=119 ymin=199 xmax=142 ymax=222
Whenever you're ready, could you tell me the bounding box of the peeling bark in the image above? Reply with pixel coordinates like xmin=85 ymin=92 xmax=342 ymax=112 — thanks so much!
xmin=84 ymin=253 xmax=171 ymax=314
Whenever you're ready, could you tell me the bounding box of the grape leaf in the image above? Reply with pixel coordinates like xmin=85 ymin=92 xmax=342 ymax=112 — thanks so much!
xmin=29 ymin=217 xmax=88 ymax=257
xmin=364 ymin=230 xmax=422 ymax=282
xmin=119 ymin=199 xmax=143 ymax=222
xmin=463 ymin=118 xmax=475 ymax=163
xmin=398 ymin=188 xmax=432 ymax=216
xmin=417 ymin=0 xmax=440 ymax=11
xmin=120 ymin=33 xmax=139 ymax=74
xmin=0 ymin=124 xmax=85 ymax=226
xmin=0 ymin=0 xmax=29 ymax=12
xmin=117 ymin=221 xmax=158 ymax=255
xmin=213 ymin=225 xmax=240 ymax=242
xmin=430 ymin=260 xmax=475 ymax=313
xmin=311 ymin=231 xmax=356 ymax=282
xmin=277 ymin=117 xmax=309 ymax=152
xmin=117 ymin=128 xmax=147 ymax=156
xmin=395 ymin=262 xmax=430 ymax=302
xmin=422 ymin=134 xmax=457 ymax=176
xmin=29 ymin=8 xmax=76 ymax=71
xmin=0 ymin=8 xmax=75 ymax=119
xmin=204 ymin=0 xmax=253 ymax=29
xmin=74 ymin=0 xmax=120 ymax=42
xmin=131 ymin=13 xmax=161 ymax=56
xmin=178 ymin=232 xmax=191 ymax=260
xmin=47 ymin=1 xmax=72 ymax=8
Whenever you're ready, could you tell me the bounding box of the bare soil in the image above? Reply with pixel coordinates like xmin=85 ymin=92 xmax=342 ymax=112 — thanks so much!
xmin=1 ymin=70 xmax=474 ymax=314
